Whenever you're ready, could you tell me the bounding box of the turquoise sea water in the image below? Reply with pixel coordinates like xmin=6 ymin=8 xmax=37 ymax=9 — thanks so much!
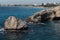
xmin=0 ymin=6 xmax=46 ymax=27
xmin=0 ymin=6 xmax=60 ymax=40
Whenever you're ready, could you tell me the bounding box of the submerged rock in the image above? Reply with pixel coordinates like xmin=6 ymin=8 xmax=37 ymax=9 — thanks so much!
xmin=26 ymin=6 xmax=60 ymax=23
xmin=4 ymin=16 xmax=28 ymax=31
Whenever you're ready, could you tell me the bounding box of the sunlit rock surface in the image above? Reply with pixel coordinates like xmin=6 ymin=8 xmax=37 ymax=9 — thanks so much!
xmin=4 ymin=16 xmax=28 ymax=31
xmin=53 ymin=6 xmax=60 ymax=17
xmin=52 ymin=6 xmax=60 ymax=20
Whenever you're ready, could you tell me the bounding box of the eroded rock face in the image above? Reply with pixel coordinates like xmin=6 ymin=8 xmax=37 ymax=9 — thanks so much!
xmin=26 ymin=10 xmax=55 ymax=23
xmin=40 ymin=10 xmax=55 ymax=22
xmin=4 ymin=16 xmax=28 ymax=31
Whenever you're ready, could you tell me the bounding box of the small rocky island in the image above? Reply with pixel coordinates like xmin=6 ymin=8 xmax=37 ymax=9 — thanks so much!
xmin=4 ymin=16 xmax=28 ymax=31
xmin=26 ymin=6 xmax=60 ymax=24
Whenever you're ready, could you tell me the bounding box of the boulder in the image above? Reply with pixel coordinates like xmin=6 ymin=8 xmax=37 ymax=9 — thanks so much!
xmin=4 ymin=16 xmax=28 ymax=31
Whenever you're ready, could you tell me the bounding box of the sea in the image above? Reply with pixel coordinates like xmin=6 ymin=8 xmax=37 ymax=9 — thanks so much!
xmin=0 ymin=6 xmax=60 ymax=40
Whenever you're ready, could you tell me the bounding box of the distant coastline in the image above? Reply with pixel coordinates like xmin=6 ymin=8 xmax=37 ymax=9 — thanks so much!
xmin=0 ymin=5 xmax=55 ymax=8
xmin=0 ymin=3 xmax=60 ymax=8
xmin=0 ymin=2 xmax=60 ymax=8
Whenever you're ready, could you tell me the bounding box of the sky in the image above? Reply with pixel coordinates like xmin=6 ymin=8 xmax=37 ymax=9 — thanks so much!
xmin=0 ymin=0 xmax=60 ymax=5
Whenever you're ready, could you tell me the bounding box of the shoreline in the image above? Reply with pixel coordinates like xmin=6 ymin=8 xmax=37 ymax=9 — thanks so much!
xmin=0 ymin=6 xmax=51 ymax=8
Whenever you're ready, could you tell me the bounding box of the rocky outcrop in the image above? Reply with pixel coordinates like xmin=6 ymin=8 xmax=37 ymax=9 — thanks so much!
xmin=4 ymin=16 xmax=28 ymax=31
xmin=52 ymin=6 xmax=60 ymax=20
xmin=26 ymin=10 xmax=55 ymax=23
xmin=26 ymin=6 xmax=60 ymax=23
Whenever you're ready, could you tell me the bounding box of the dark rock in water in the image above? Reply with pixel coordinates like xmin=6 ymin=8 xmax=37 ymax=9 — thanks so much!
xmin=4 ymin=16 xmax=28 ymax=31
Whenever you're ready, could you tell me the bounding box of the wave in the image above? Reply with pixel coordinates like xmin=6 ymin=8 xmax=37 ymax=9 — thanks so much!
xmin=0 ymin=28 xmax=4 ymax=32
